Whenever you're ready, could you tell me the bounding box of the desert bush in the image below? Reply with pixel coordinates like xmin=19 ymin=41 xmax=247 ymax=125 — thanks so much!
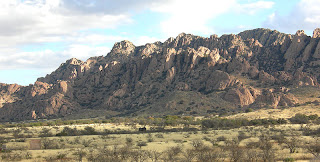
xmin=282 ymin=135 xmax=300 ymax=153
xmin=118 ymin=147 xmax=131 ymax=160
xmin=183 ymin=149 xmax=196 ymax=162
xmin=24 ymin=151 xmax=33 ymax=159
xmin=237 ymin=131 xmax=250 ymax=142
xmin=308 ymin=114 xmax=319 ymax=120
xmin=245 ymin=149 xmax=261 ymax=162
xmin=197 ymin=147 xmax=226 ymax=162
xmin=148 ymin=150 xmax=163 ymax=162
xmin=44 ymin=152 xmax=68 ymax=162
xmin=217 ymin=136 xmax=227 ymax=142
xmin=246 ymin=108 xmax=254 ymax=113
xmin=137 ymin=141 xmax=147 ymax=149
xmin=225 ymin=139 xmax=244 ymax=162
xmin=1 ymin=151 xmax=32 ymax=161
xmin=173 ymin=139 xmax=184 ymax=143
xmin=1 ymin=151 xmax=23 ymax=161
xmin=39 ymin=128 xmax=53 ymax=137
xmin=201 ymin=118 xmax=285 ymax=129
xmin=271 ymin=134 xmax=285 ymax=144
xmin=191 ymin=139 xmax=204 ymax=150
xmin=126 ymin=137 xmax=133 ymax=146
xmin=155 ymin=133 xmax=164 ymax=138
xmin=258 ymin=134 xmax=276 ymax=162
xmin=81 ymin=126 xmax=97 ymax=135
xmin=283 ymin=157 xmax=295 ymax=162
xmin=56 ymin=152 xmax=68 ymax=161
xmin=8 ymin=143 xmax=28 ymax=150
xmin=130 ymin=150 xmax=149 ymax=162
xmin=304 ymin=137 xmax=320 ymax=157
xmin=203 ymin=136 xmax=211 ymax=142
xmin=202 ymin=130 xmax=209 ymax=134
xmin=12 ymin=129 xmax=24 ymax=138
xmin=0 ymin=128 xmax=8 ymax=134
xmin=73 ymin=149 xmax=87 ymax=162
xmin=147 ymin=133 xmax=154 ymax=142
xmin=82 ymin=139 xmax=93 ymax=147
xmin=56 ymin=127 xmax=80 ymax=136
xmin=99 ymin=134 xmax=109 ymax=139
xmin=289 ymin=113 xmax=309 ymax=124
xmin=163 ymin=145 xmax=182 ymax=161
xmin=14 ymin=138 xmax=26 ymax=142
xmin=41 ymin=138 xmax=62 ymax=149
xmin=74 ymin=136 xmax=81 ymax=144
xmin=91 ymin=146 xmax=117 ymax=161
xmin=195 ymin=145 xmax=212 ymax=162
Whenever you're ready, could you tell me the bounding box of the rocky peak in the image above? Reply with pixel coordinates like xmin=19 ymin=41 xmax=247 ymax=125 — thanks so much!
xmin=110 ymin=40 xmax=136 ymax=56
xmin=295 ymin=30 xmax=306 ymax=36
xmin=164 ymin=33 xmax=201 ymax=48
xmin=313 ymin=28 xmax=320 ymax=38
xmin=210 ymin=34 xmax=218 ymax=39
xmin=0 ymin=83 xmax=21 ymax=94
xmin=238 ymin=28 xmax=290 ymax=46
xmin=37 ymin=58 xmax=88 ymax=83
xmin=65 ymin=58 xmax=83 ymax=65
xmin=177 ymin=32 xmax=187 ymax=38
xmin=138 ymin=43 xmax=161 ymax=58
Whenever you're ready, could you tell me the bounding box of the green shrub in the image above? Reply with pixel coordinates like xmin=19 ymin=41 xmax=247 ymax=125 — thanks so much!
xmin=246 ymin=108 xmax=253 ymax=113
xmin=283 ymin=157 xmax=295 ymax=162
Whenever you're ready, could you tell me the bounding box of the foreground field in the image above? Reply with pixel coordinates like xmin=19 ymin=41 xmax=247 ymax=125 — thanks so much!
xmin=1 ymin=105 xmax=320 ymax=161
xmin=1 ymin=119 xmax=320 ymax=161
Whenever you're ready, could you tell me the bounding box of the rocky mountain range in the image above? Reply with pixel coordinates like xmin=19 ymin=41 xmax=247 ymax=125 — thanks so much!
xmin=1 ymin=28 xmax=320 ymax=121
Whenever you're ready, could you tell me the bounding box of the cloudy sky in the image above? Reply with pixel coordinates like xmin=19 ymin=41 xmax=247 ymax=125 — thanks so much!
xmin=1 ymin=0 xmax=320 ymax=85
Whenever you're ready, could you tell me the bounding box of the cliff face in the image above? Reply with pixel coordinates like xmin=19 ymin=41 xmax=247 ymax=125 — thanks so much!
xmin=1 ymin=28 xmax=320 ymax=121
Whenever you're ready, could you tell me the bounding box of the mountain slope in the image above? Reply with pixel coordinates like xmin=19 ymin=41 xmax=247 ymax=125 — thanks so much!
xmin=1 ymin=28 xmax=320 ymax=121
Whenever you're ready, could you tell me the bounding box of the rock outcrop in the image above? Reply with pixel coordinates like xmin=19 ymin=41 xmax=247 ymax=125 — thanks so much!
xmin=223 ymin=86 xmax=256 ymax=106
xmin=1 ymin=28 xmax=320 ymax=121
xmin=253 ymin=89 xmax=298 ymax=108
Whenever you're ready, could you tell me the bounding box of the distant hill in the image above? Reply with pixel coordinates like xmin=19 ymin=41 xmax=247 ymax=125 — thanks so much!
xmin=1 ymin=28 xmax=320 ymax=121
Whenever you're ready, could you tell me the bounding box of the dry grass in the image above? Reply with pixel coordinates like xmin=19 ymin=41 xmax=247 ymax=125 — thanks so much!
xmin=228 ymin=104 xmax=320 ymax=120
xmin=1 ymin=120 xmax=320 ymax=161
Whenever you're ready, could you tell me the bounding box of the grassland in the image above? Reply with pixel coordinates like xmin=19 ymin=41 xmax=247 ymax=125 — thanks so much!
xmin=0 ymin=111 xmax=320 ymax=162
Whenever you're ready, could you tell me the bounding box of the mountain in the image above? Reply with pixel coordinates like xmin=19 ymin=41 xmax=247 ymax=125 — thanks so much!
xmin=1 ymin=28 xmax=320 ymax=121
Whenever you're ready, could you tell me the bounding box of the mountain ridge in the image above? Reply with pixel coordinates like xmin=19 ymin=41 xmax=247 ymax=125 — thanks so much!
xmin=1 ymin=28 xmax=320 ymax=121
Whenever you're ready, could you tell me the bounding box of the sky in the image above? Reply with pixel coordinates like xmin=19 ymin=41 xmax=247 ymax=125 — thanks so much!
xmin=1 ymin=0 xmax=320 ymax=85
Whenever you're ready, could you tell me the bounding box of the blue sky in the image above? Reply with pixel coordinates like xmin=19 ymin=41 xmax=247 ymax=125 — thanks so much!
xmin=0 ymin=0 xmax=320 ymax=85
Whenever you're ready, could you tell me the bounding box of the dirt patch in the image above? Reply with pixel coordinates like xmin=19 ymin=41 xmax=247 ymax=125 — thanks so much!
xmin=29 ymin=139 xmax=41 ymax=150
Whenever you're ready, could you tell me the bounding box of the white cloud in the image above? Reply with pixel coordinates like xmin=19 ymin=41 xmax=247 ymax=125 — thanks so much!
xmin=0 ymin=0 xmax=131 ymax=46
xmin=58 ymin=0 xmax=167 ymax=15
xmin=235 ymin=1 xmax=275 ymax=15
xmin=0 ymin=0 xmax=137 ymax=76
xmin=0 ymin=49 xmax=62 ymax=70
xmin=150 ymin=0 xmax=275 ymax=37
xmin=0 ymin=45 xmax=111 ymax=70
xmin=264 ymin=0 xmax=320 ymax=34
xmin=299 ymin=0 xmax=320 ymax=24
xmin=151 ymin=0 xmax=237 ymax=37
xmin=65 ymin=34 xmax=126 ymax=45
xmin=62 ymin=45 xmax=111 ymax=60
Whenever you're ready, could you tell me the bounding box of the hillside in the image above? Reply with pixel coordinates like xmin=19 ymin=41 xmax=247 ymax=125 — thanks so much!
xmin=1 ymin=28 xmax=320 ymax=121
